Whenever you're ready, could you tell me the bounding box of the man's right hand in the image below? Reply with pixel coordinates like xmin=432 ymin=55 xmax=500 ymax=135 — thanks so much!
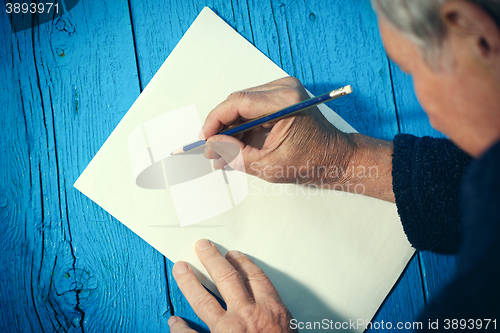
xmin=201 ymin=76 xmax=358 ymax=188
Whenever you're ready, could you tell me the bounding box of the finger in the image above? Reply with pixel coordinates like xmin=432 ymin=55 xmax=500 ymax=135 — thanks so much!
xmin=208 ymin=138 xmax=244 ymax=171
xmin=172 ymin=261 xmax=225 ymax=327
xmin=225 ymin=251 xmax=283 ymax=303
xmin=206 ymin=135 xmax=262 ymax=173
xmin=168 ymin=316 xmax=198 ymax=333
xmin=203 ymin=145 xmax=221 ymax=160
xmin=202 ymin=91 xmax=289 ymax=138
xmin=195 ymin=239 xmax=253 ymax=307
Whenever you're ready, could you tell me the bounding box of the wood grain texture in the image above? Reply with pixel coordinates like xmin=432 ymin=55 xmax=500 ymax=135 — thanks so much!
xmin=0 ymin=0 xmax=460 ymax=331
xmin=0 ymin=1 xmax=170 ymax=331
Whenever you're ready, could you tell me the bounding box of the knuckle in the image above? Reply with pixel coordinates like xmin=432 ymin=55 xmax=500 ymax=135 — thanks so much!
xmin=218 ymin=267 xmax=241 ymax=284
xmin=241 ymin=302 xmax=291 ymax=333
xmin=193 ymin=293 xmax=218 ymax=311
xmin=265 ymin=300 xmax=291 ymax=323
xmin=244 ymin=271 xmax=269 ymax=285
xmin=178 ymin=273 xmax=199 ymax=289
xmin=285 ymin=76 xmax=300 ymax=87
xmin=281 ymin=76 xmax=307 ymax=103
xmin=228 ymin=90 xmax=248 ymax=101
xmin=225 ymin=254 xmax=246 ymax=270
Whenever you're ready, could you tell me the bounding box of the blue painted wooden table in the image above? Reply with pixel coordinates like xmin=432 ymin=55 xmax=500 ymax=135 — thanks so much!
xmin=0 ymin=1 xmax=458 ymax=331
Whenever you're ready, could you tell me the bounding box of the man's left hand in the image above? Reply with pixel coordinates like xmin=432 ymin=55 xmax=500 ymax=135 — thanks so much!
xmin=168 ymin=239 xmax=296 ymax=333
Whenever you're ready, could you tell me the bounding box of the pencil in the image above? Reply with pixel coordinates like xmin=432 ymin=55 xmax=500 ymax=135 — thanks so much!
xmin=171 ymin=85 xmax=353 ymax=155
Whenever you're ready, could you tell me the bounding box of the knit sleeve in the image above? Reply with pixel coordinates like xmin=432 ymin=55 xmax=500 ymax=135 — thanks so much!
xmin=392 ymin=134 xmax=472 ymax=253
xmin=417 ymin=140 xmax=500 ymax=326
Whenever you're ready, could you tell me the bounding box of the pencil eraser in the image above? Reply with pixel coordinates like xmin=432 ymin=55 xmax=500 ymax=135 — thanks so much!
xmin=344 ymin=85 xmax=353 ymax=94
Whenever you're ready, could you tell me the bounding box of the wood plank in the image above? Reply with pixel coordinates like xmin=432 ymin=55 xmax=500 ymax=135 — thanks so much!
xmin=0 ymin=11 xmax=87 ymax=332
xmin=129 ymin=0 xmax=424 ymax=331
xmin=0 ymin=12 xmax=68 ymax=332
xmin=388 ymin=60 xmax=459 ymax=306
xmin=0 ymin=1 xmax=171 ymax=331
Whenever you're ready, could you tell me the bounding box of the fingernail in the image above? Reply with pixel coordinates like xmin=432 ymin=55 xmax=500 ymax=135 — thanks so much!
xmin=196 ymin=239 xmax=212 ymax=251
xmin=198 ymin=128 xmax=205 ymax=140
xmin=226 ymin=250 xmax=242 ymax=259
xmin=168 ymin=316 xmax=179 ymax=326
xmin=173 ymin=261 xmax=189 ymax=274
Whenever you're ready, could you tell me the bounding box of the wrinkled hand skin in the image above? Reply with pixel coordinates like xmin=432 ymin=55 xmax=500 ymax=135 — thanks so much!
xmin=168 ymin=239 xmax=298 ymax=333
xmin=201 ymin=76 xmax=357 ymax=188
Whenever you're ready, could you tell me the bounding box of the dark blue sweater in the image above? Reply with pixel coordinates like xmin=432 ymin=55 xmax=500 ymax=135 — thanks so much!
xmin=392 ymin=135 xmax=500 ymax=329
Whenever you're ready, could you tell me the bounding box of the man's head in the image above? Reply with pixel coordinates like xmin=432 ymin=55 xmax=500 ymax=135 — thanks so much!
xmin=372 ymin=0 xmax=500 ymax=157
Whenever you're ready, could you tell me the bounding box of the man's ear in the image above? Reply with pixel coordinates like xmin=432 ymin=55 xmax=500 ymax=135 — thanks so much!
xmin=441 ymin=0 xmax=500 ymax=60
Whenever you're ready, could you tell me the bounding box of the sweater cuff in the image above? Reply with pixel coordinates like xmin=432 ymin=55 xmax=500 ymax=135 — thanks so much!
xmin=392 ymin=134 xmax=471 ymax=253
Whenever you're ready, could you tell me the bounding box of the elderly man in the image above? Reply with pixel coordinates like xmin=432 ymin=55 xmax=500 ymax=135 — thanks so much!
xmin=168 ymin=0 xmax=500 ymax=331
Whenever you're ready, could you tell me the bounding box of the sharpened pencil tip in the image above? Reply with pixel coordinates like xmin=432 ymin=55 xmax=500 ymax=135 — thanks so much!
xmin=171 ymin=147 xmax=185 ymax=155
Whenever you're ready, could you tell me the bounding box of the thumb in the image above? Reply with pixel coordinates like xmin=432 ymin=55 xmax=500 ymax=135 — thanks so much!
xmin=206 ymin=135 xmax=260 ymax=172
xmin=168 ymin=316 xmax=198 ymax=333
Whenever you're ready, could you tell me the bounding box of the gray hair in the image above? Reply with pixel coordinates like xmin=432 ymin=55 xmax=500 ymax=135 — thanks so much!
xmin=371 ymin=0 xmax=500 ymax=69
